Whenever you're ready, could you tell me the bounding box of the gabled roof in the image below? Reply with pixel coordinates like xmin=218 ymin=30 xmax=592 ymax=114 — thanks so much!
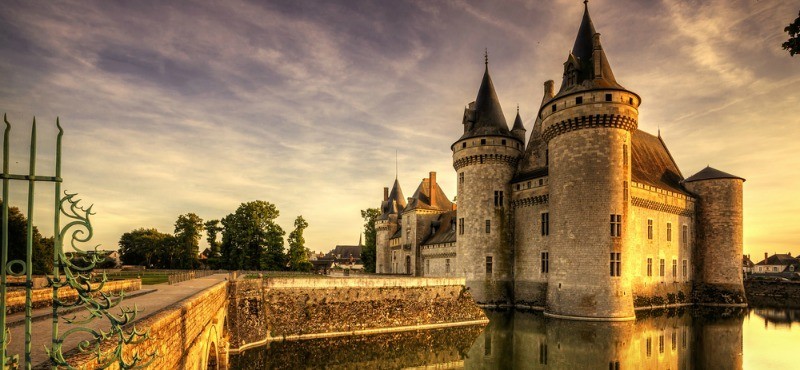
xmin=552 ymin=2 xmax=627 ymax=100
xmin=379 ymin=178 xmax=407 ymax=219
xmin=422 ymin=210 xmax=457 ymax=246
xmin=405 ymin=178 xmax=454 ymax=212
xmin=458 ymin=61 xmax=514 ymax=141
xmin=756 ymin=254 xmax=798 ymax=266
xmin=684 ymin=166 xmax=745 ymax=183
xmin=325 ymin=245 xmax=362 ymax=260
xmin=631 ymin=130 xmax=688 ymax=195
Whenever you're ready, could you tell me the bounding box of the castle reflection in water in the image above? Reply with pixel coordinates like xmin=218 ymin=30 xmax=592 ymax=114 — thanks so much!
xmin=231 ymin=308 xmax=775 ymax=369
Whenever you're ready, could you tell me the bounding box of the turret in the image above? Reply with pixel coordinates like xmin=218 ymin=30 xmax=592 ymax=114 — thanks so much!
xmin=452 ymin=54 xmax=523 ymax=304
xmin=541 ymin=1 xmax=640 ymax=320
xmin=375 ymin=178 xmax=406 ymax=274
xmin=511 ymin=106 xmax=526 ymax=145
xmin=684 ymin=166 xmax=746 ymax=304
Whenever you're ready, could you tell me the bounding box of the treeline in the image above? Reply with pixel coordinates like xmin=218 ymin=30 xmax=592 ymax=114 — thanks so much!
xmin=118 ymin=200 xmax=312 ymax=271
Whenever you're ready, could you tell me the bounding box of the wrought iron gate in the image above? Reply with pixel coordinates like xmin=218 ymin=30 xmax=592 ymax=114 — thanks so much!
xmin=0 ymin=115 xmax=153 ymax=369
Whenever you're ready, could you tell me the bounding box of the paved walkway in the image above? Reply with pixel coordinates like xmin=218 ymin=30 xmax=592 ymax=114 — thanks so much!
xmin=4 ymin=273 xmax=228 ymax=368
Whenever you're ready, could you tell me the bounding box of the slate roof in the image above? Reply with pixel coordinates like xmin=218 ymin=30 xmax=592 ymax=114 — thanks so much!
xmin=756 ymin=254 xmax=798 ymax=266
xmin=458 ymin=63 xmax=515 ymax=142
xmin=512 ymin=167 xmax=549 ymax=183
xmin=325 ymin=245 xmax=362 ymax=260
xmin=511 ymin=110 xmax=525 ymax=133
xmin=684 ymin=166 xmax=745 ymax=183
xmin=631 ymin=130 xmax=688 ymax=195
xmin=405 ymin=178 xmax=454 ymax=212
xmin=552 ymin=2 xmax=627 ymax=100
xmin=422 ymin=210 xmax=457 ymax=246
xmin=379 ymin=178 xmax=406 ymax=220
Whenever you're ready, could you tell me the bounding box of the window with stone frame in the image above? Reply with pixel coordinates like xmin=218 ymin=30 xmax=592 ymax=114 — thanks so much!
xmin=459 ymin=172 xmax=464 ymax=185
xmin=541 ymin=212 xmax=550 ymax=236
xmin=446 ymin=259 xmax=450 ymax=273
xmin=485 ymin=256 xmax=493 ymax=274
xmin=541 ymin=252 xmax=549 ymax=274
xmin=610 ymin=252 xmax=621 ymax=277
xmin=494 ymin=191 xmax=504 ymax=207
xmin=667 ymin=222 xmax=672 ymax=242
xmin=682 ymin=225 xmax=688 ymax=246
xmin=485 ymin=219 xmax=491 ymax=234
xmin=660 ymin=259 xmax=665 ymax=277
xmin=682 ymin=259 xmax=688 ymax=279
xmin=647 ymin=219 xmax=654 ymax=240
xmin=458 ymin=218 xmax=465 ymax=235
xmin=647 ymin=258 xmax=653 ymax=277
xmin=672 ymin=259 xmax=677 ymax=278
xmin=610 ymin=214 xmax=622 ymax=237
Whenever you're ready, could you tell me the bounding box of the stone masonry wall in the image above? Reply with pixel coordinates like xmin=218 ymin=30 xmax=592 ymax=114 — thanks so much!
xmin=6 ymin=278 xmax=141 ymax=314
xmin=227 ymin=277 xmax=487 ymax=349
xmin=512 ymin=183 xmax=550 ymax=307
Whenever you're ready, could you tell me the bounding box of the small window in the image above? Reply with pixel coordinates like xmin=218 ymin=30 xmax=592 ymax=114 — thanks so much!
xmin=485 ymin=219 xmax=491 ymax=234
xmin=545 ymin=149 xmax=549 ymax=166
xmin=647 ymin=258 xmax=653 ymax=277
xmin=610 ymin=214 xmax=622 ymax=237
xmin=629 ymin=97 xmax=634 ymax=104
xmin=541 ymin=212 xmax=550 ymax=236
xmin=485 ymin=334 xmax=492 ymax=356
xmin=486 ymin=256 xmax=493 ymax=274
xmin=516 ymin=184 xmax=520 ymax=191
xmin=539 ymin=343 xmax=548 ymax=364
xmin=682 ymin=259 xmax=688 ymax=278
xmin=551 ymin=104 xmax=557 ymax=112
xmin=647 ymin=219 xmax=654 ymax=240
xmin=660 ymin=259 xmax=665 ymax=277
xmin=605 ymin=93 xmax=612 ymax=102
xmin=459 ymin=172 xmax=464 ymax=184
xmin=539 ymin=179 xmax=544 ymax=186
xmin=494 ymin=191 xmax=504 ymax=207
xmin=462 ymin=142 xmax=466 ymax=148
xmin=682 ymin=225 xmax=688 ymax=246
xmin=527 ymin=181 xmax=531 ymax=188
xmin=672 ymin=259 xmax=677 ymax=278
xmin=659 ymin=335 xmax=664 ymax=354
xmin=481 ymin=139 xmax=486 ymax=145
xmin=610 ymin=252 xmax=621 ymax=276
xmin=646 ymin=337 xmax=652 ymax=357
xmin=667 ymin=222 xmax=672 ymax=242
xmin=541 ymin=252 xmax=549 ymax=273
xmin=576 ymin=96 xmax=583 ymax=104
xmin=501 ymin=139 xmax=506 ymax=145
xmin=426 ymin=259 xmax=430 ymax=274
xmin=459 ymin=218 xmax=465 ymax=235
xmin=446 ymin=259 xmax=451 ymax=273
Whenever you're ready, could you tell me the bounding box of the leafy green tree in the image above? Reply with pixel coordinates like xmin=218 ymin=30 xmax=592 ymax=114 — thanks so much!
xmin=118 ymin=228 xmax=175 ymax=268
xmin=220 ymin=201 xmax=285 ymax=270
xmin=360 ymin=208 xmax=381 ymax=273
xmin=0 ymin=200 xmax=53 ymax=274
xmin=784 ymin=11 xmax=800 ymax=56
xmin=204 ymin=219 xmax=222 ymax=268
xmin=174 ymin=213 xmax=204 ymax=269
xmin=287 ymin=216 xmax=312 ymax=271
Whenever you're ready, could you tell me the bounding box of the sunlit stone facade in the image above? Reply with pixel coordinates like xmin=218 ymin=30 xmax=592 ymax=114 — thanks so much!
xmin=375 ymin=2 xmax=745 ymax=320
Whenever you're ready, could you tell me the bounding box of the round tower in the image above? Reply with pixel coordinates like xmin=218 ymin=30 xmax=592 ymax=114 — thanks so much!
xmin=684 ymin=167 xmax=746 ymax=304
xmin=452 ymin=56 xmax=523 ymax=304
xmin=541 ymin=2 xmax=639 ymax=320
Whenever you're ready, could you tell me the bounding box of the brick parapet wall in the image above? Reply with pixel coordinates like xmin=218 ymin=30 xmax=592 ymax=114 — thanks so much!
xmin=6 ymin=279 xmax=141 ymax=314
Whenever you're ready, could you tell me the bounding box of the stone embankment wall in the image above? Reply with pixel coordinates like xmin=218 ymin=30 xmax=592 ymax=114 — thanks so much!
xmin=745 ymin=280 xmax=800 ymax=308
xmin=228 ymin=277 xmax=487 ymax=350
xmin=6 ymin=278 xmax=141 ymax=314
xmin=48 ymin=281 xmax=229 ymax=370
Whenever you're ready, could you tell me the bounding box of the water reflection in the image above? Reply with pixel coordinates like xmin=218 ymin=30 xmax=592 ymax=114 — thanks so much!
xmin=231 ymin=307 xmax=800 ymax=369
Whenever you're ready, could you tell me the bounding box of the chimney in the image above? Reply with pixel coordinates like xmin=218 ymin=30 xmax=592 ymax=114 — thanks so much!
xmin=429 ymin=172 xmax=437 ymax=207
xmin=765 ymin=252 xmax=769 ymax=262
xmin=544 ymin=80 xmax=555 ymax=99
xmin=384 ymin=187 xmax=389 ymax=201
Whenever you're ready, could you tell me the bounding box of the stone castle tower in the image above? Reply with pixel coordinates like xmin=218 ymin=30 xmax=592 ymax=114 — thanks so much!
xmin=373 ymin=1 xmax=746 ymax=320
xmin=451 ymin=57 xmax=523 ymax=304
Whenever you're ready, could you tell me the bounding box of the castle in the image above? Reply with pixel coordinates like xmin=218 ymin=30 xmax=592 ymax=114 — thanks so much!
xmin=375 ymin=2 xmax=746 ymax=320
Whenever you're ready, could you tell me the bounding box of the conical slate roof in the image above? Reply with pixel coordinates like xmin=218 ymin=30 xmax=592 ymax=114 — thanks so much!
xmin=555 ymin=2 xmax=625 ymax=98
xmin=459 ymin=62 xmax=513 ymax=141
xmin=684 ymin=166 xmax=745 ymax=183
xmin=511 ymin=109 xmax=525 ymax=132
xmin=379 ymin=178 xmax=406 ymax=219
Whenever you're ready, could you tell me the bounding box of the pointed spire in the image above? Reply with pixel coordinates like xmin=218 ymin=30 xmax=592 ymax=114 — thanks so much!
xmin=358 ymin=233 xmax=362 ymax=246
xmin=458 ymin=50 xmax=513 ymax=141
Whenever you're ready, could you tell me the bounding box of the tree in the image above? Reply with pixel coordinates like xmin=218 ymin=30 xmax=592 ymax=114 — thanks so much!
xmin=220 ymin=201 xmax=285 ymax=270
xmin=785 ymin=11 xmax=800 ymax=56
xmin=287 ymin=216 xmax=312 ymax=271
xmin=118 ymin=228 xmax=175 ymax=268
xmin=360 ymin=208 xmax=381 ymax=273
xmin=0 ymin=200 xmax=53 ymax=275
xmin=174 ymin=213 xmax=203 ymax=269
xmin=204 ymin=219 xmax=222 ymax=268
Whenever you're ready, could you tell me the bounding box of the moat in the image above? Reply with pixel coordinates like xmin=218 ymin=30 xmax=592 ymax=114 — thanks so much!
xmin=230 ymin=307 xmax=800 ymax=369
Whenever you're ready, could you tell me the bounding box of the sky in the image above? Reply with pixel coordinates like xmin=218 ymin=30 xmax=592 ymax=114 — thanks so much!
xmin=0 ymin=0 xmax=798 ymax=259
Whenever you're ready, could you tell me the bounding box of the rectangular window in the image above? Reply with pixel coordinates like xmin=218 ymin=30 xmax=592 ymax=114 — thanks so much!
xmin=647 ymin=258 xmax=653 ymax=277
xmin=682 ymin=225 xmax=688 ymax=246
xmin=459 ymin=172 xmax=464 ymax=184
xmin=682 ymin=259 xmax=688 ymax=278
xmin=610 ymin=214 xmax=622 ymax=237
xmin=660 ymin=259 xmax=665 ymax=277
xmin=647 ymin=219 xmax=654 ymax=240
xmin=667 ymin=222 xmax=672 ymax=242
xmin=484 ymin=335 xmax=491 ymax=356
xmin=605 ymin=93 xmax=612 ymax=102
xmin=446 ymin=259 xmax=451 ymax=273
xmin=610 ymin=252 xmax=621 ymax=277
xmin=485 ymin=219 xmax=491 ymax=234
xmin=623 ymin=181 xmax=628 ymax=202
xmin=545 ymin=149 xmax=549 ymax=166
xmin=541 ymin=252 xmax=549 ymax=274
xmin=539 ymin=343 xmax=548 ymax=364
xmin=494 ymin=191 xmax=504 ymax=207
xmin=623 ymin=144 xmax=628 ymax=166
xmin=646 ymin=337 xmax=652 ymax=357
xmin=659 ymin=335 xmax=664 ymax=354
xmin=541 ymin=212 xmax=550 ymax=236
xmin=486 ymin=256 xmax=493 ymax=274
xmin=481 ymin=139 xmax=486 ymax=145
xmin=576 ymin=96 xmax=583 ymax=104
xmin=459 ymin=218 xmax=465 ymax=235
xmin=672 ymin=259 xmax=677 ymax=278
xmin=551 ymin=104 xmax=557 ymax=112
xmin=672 ymin=331 xmax=677 ymax=350
xmin=426 ymin=259 xmax=430 ymax=274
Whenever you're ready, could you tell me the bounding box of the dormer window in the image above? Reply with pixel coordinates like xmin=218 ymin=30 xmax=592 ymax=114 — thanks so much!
xmin=565 ymin=63 xmax=578 ymax=87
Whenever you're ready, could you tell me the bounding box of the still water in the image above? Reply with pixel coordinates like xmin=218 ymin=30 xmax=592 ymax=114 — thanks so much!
xmin=230 ymin=307 xmax=800 ymax=369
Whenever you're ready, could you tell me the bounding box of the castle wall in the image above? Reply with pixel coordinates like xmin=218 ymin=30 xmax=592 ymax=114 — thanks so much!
xmin=420 ymin=243 xmax=457 ymax=277
xmin=628 ymin=184 xmax=695 ymax=305
xmin=685 ymin=178 xmax=746 ymax=303
xmin=375 ymin=217 xmax=396 ymax=274
xmin=453 ymin=137 xmax=520 ymax=304
xmin=511 ymin=182 xmax=550 ymax=307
